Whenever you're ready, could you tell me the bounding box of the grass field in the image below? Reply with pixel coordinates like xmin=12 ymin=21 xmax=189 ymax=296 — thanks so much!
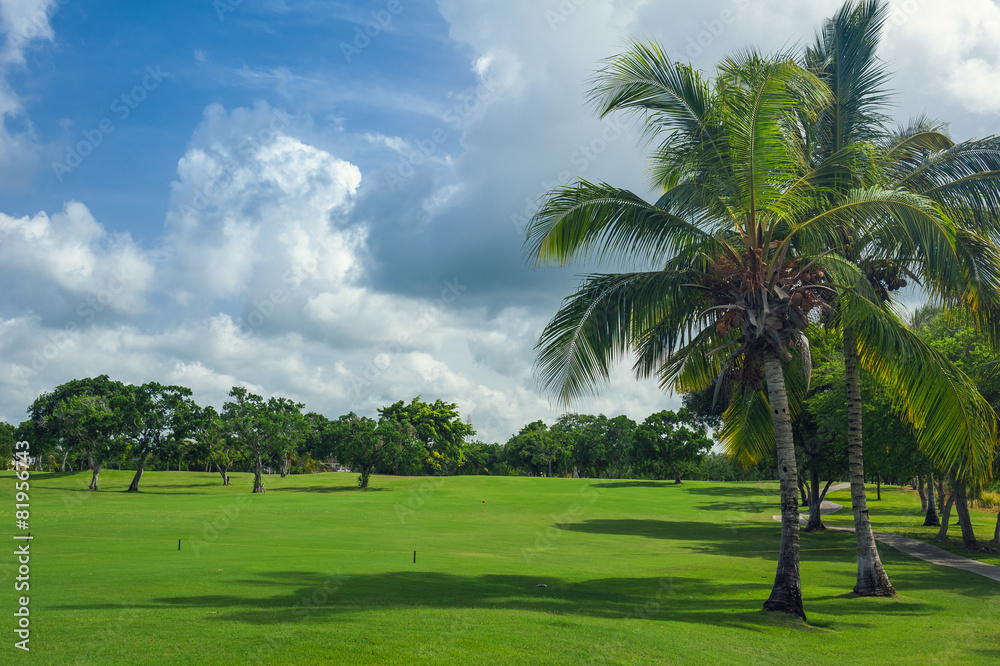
xmin=2 ymin=471 xmax=999 ymax=664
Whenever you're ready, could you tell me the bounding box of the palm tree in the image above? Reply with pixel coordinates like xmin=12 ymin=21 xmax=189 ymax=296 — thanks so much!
xmin=797 ymin=0 xmax=1000 ymax=596
xmin=526 ymin=46 xmax=844 ymax=620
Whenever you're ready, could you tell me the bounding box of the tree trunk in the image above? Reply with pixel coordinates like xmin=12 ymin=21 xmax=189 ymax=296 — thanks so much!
xmin=87 ymin=450 xmax=95 ymax=470
xmin=917 ymin=475 xmax=927 ymax=512
xmin=875 ymin=475 xmax=881 ymax=501
xmin=89 ymin=461 xmax=102 ymax=491
xmin=923 ymin=474 xmax=940 ymax=526
xmin=760 ymin=353 xmax=806 ymax=621
xmin=127 ymin=453 xmax=148 ymax=492
xmin=281 ymin=453 xmax=291 ymax=478
xmin=805 ymin=472 xmax=832 ymax=532
xmin=799 ymin=477 xmax=809 ymax=507
xmin=843 ymin=327 xmax=895 ymax=597
xmin=935 ymin=492 xmax=955 ymax=541
xmin=993 ymin=511 xmax=999 ymax=544
xmin=216 ymin=463 xmax=230 ymax=486
xmin=952 ymin=480 xmax=980 ymax=551
xmin=60 ymin=449 xmax=69 ymax=472
xmin=252 ymin=456 xmax=266 ymax=493
xmin=359 ymin=468 xmax=371 ymax=488
xmin=937 ymin=478 xmax=947 ymax=514
xmin=673 ymin=466 xmax=682 ymax=485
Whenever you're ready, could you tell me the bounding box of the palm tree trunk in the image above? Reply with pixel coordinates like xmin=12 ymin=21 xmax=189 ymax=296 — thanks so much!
xmin=917 ymin=475 xmax=927 ymax=512
xmin=952 ymin=479 xmax=980 ymax=551
xmin=937 ymin=478 xmax=947 ymax=515
xmin=844 ymin=327 xmax=895 ymax=597
xmin=923 ymin=474 xmax=939 ymax=526
xmin=760 ymin=353 xmax=805 ymax=621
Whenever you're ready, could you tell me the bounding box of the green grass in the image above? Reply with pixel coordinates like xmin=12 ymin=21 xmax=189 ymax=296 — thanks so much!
xmin=1 ymin=471 xmax=998 ymax=664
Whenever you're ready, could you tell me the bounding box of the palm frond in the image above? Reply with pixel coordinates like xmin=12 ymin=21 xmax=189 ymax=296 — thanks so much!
xmin=843 ymin=291 xmax=997 ymax=484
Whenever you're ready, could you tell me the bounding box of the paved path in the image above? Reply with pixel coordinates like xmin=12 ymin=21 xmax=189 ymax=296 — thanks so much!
xmin=771 ymin=482 xmax=1000 ymax=583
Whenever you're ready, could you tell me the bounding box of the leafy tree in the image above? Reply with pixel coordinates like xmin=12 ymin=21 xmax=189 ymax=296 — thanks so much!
xmin=194 ymin=405 xmax=238 ymax=485
xmin=124 ymin=383 xmax=195 ymax=492
xmin=604 ymin=415 xmax=637 ymax=479
xmin=633 ymin=410 xmax=712 ymax=484
xmin=55 ymin=393 xmax=122 ymax=490
xmin=506 ymin=421 xmax=572 ymax=477
xmin=264 ymin=396 xmax=308 ymax=478
xmin=456 ymin=441 xmax=500 ymax=475
xmin=552 ymin=413 xmax=610 ymax=478
xmin=28 ymin=375 xmax=124 ymax=474
xmin=222 ymin=387 xmax=274 ymax=493
xmin=378 ymin=397 xmax=474 ymax=470
xmin=328 ymin=413 xmax=385 ymax=488
xmin=0 ymin=421 xmax=15 ymax=469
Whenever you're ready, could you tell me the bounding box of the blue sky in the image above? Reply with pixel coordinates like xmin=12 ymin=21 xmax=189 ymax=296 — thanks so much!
xmin=2 ymin=0 xmax=1000 ymax=441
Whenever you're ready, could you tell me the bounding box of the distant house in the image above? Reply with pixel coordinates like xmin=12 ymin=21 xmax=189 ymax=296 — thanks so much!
xmin=322 ymin=457 xmax=352 ymax=473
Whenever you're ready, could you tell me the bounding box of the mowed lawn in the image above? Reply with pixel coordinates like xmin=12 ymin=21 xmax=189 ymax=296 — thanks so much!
xmin=1 ymin=471 xmax=998 ymax=664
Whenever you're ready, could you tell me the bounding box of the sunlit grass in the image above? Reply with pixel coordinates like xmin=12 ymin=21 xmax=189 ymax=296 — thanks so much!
xmin=1 ymin=471 xmax=997 ymax=664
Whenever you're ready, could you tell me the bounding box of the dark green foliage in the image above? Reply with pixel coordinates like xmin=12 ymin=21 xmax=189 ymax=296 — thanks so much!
xmin=633 ymin=409 xmax=712 ymax=483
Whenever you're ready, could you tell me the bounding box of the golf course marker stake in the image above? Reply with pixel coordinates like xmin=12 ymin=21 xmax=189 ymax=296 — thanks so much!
xmin=413 ymin=550 xmax=416 ymax=563
xmin=178 ymin=539 xmax=181 ymax=551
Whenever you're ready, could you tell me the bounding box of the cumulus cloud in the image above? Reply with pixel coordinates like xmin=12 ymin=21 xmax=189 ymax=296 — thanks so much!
xmin=0 ymin=202 xmax=155 ymax=321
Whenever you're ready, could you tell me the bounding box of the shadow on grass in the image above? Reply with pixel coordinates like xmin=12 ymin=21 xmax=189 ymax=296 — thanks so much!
xmin=589 ymin=481 xmax=681 ymax=489
xmin=683 ymin=485 xmax=775 ymax=498
xmin=76 ymin=570 xmax=939 ymax=633
xmin=281 ymin=485 xmax=388 ymax=494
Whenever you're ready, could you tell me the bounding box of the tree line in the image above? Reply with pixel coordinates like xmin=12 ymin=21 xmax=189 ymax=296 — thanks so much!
xmin=1 ymin=376 xmax=741 ymax=489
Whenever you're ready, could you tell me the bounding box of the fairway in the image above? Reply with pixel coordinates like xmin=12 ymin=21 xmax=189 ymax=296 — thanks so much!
xmin=2 ymin=472 xmax=999 ymax=664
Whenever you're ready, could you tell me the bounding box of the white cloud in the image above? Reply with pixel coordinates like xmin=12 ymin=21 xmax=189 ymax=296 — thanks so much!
xmin=0 ymin=202 xmax=155 ymax=318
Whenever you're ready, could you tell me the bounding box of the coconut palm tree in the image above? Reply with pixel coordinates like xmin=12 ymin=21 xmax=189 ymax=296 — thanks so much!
xmin=796 ymin=0 xmax=1000 ymax=596
xmin=526 ymin=45 xmax=852 ymax=620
